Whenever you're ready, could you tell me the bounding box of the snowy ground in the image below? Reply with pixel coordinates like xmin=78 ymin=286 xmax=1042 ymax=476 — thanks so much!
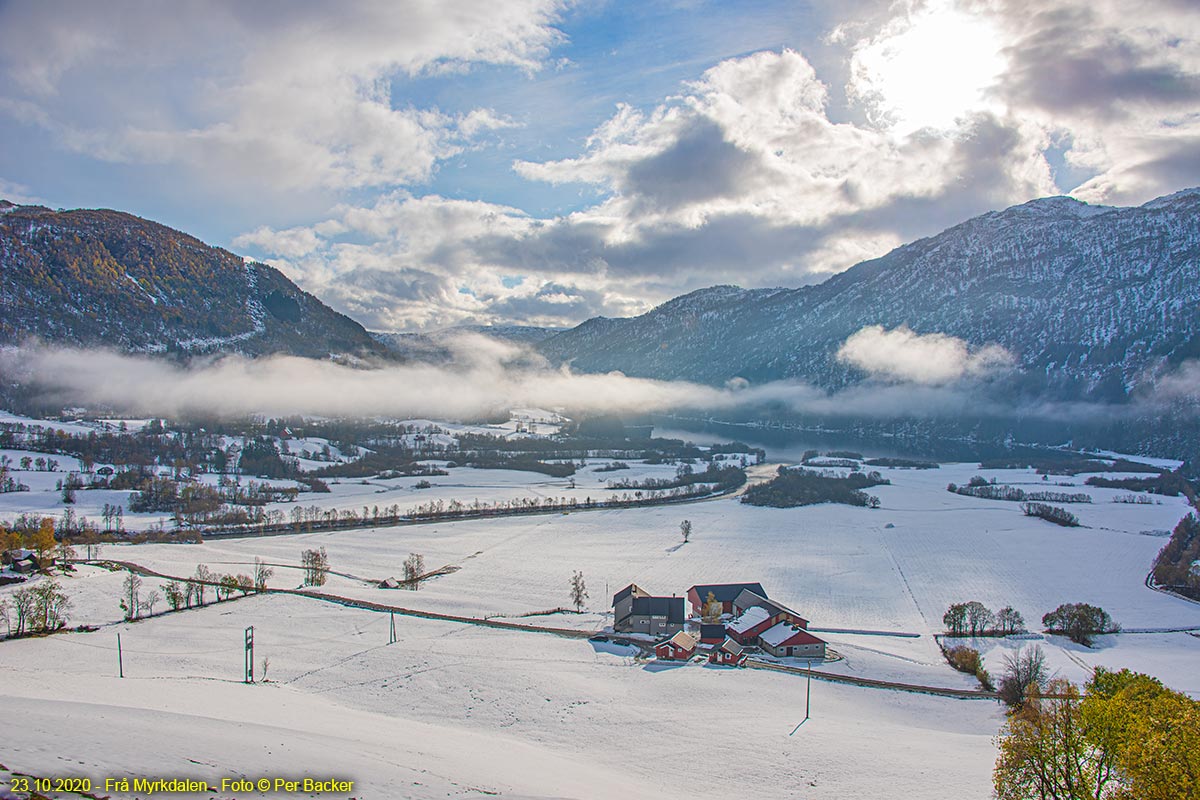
xmin=0 ymin=451 xmax=705 ymax=532
xmin=3 ymin=455 xmax=1198 ymax=798
xmin=1 ymin=593 xmax=1002 ymax=799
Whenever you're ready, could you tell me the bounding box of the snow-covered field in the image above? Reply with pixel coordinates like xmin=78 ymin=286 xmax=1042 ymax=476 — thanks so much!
xmin=3 ymin=454 xmax=1198 ymax=798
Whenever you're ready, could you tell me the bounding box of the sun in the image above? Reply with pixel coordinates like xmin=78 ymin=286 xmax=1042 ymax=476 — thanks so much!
xmin=850 ymin=0 xmax=1008 ymax=136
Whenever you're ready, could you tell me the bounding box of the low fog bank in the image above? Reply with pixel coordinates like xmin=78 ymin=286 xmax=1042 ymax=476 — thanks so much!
xmin=1 ymin=332 xmax=1170 ymax=426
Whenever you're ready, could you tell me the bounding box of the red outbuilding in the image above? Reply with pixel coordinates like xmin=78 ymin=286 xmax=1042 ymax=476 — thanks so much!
xmin=708 ymin=636 xmax=746 ymax=667
xmin=655 ymin=631 xmax=698 ymax=661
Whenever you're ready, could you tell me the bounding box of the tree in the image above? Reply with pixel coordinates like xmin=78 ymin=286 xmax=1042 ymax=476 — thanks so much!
xmin=235 ymin=574 xmax=254 ymax=595
xmin=301 ymin=547 xmax=329 ymax=587
xmin=702 ymin=590 xmax=722 ymax=622
xmin=995 ymin=669 xmax=1200 ymax=800
xmin=993 ymin=679 xmax=1116 ymax=800
xmin=193 ymin=564 xmax=213 ymax=604
xmin=122 ymin=570 xmax=143 ymax=620
xmin=141 ymin=589 xmax=161 ymax=616
xmin=253 ymin=557 xmax=273 ymax=592
xmin=569 ymin=570 xmax=588 ymax=612
xmin=30 ymin=518 xmax=55 ymax=563
xmin=217 ymin=574 xmax=238 ymax=601
xmin=943 ymin=603 xmax=968 ymax=636
xmin=31 ymin=579 xmax=70 ymax=631
xmin=1043 ymin=603 xmax=1118 ymax=646
xmin=164 ymin=580 xmax=184 ymax=611
xmin=680 ymin=519 xmax=692 ymax=543
xmin=997 ymin=645 xmax=1048 ymax=708
xmin=996 ymin=606 xmax=1027 ymax=636
xmin=964 ymin=601 xmax=995 ymax=636
xmin=1083 ymin=668 xmax=1200 ymax=799
xmin=0 ymin=598 xmax=9 ymax=636
xmin=10 ymin=587 xmax=34 ymax=635
xmin=402 ymin=552 xmax=425 ymax=589
xmin=56 ymin=535 xmax=77 ymax=566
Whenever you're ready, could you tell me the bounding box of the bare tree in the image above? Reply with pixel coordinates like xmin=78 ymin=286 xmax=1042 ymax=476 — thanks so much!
xmin=193 ymin=564 xmax=213 ymax=604
xmin=998 ymin=645 xmax=1049 ymax=707
xmin=10 ymin=588 xmax=34 ymax=635
xmin=402 ymin=552 xmax=425 ymax=590
xmin=141 ymin=589 xmax=161 ymax=616
xmin=163 ymin=580 xmax=184 ymax=611
xmin=569 ymin=571 xmax=588 ymax=612
xmin=253 ymin=557 xmax=274 ymax=592
xmin=301 ymin=548 xmax=329 ymax=587
xmin=0 ymin=598 xmax=9 ymax=637
xmin=261 ymin=656 xmax=270 ymax=682
xmin=680 ymin=519 xmax=692 ymax=543
xmin=122 ymin=569 xmax=143 ymax=619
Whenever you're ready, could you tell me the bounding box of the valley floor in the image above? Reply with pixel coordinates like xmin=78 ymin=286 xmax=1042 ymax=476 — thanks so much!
xmin=3 ymin=459 xmax=1198 ymax=798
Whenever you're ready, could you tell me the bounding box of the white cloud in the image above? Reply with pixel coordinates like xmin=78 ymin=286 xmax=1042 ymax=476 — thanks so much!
xmin=0 ymin=1 xmax=566 ymax=192
xmin=2 ymin=341 xmax=1078 ymax=422
xmin=836 ymin=325 xmax=1014 ymax=385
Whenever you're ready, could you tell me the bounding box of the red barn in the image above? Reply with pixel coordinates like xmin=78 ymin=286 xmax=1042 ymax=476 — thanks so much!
xmin=655 ymin=631 xmax=697 ymax=661
xmin=687 ymin=582 xmax=767 ymax=617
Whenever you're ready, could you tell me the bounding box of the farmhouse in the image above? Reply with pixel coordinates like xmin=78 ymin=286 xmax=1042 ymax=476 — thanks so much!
xmin=759 ymin=622 xmax=827 ymax=660
xmin=655 ymin=631 xmax=697 ymax=661
xmin=612 ymin=584 xmax=685 ymax=636
xmin=687 ymin=582 xmax=767 ymax=617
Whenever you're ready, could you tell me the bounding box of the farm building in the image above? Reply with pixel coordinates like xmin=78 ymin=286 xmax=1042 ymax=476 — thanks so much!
xmin=698 ymin=623 xmax=726 ymax=645
xmin=1 ymin=549 xmax=49 ymax=574
xmin=612 ymin=584 xmax=685 ymax=636
xmin=655 ymin=631 xmax=697 ymax=661
xmin=725 ymin=604 xmax=775 ymax=645
xmin=686 ymin=582 xmax=767 ymax=617
xmin=709 ymin=637 xmax=746 ymax=666
xmin=759 ymin=622 xmax=827 ymax=660
xmin=732 ymin=589 xmax=809 ymax=629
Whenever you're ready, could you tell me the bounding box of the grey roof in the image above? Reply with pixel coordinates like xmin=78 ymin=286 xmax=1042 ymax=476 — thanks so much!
xmin=690 ymin=583 xmax=767 ymax=604
xmin=630 ymin=596 xmax=685 ymax=624
xmin=612 ymin=583 xmax=646 ymax=606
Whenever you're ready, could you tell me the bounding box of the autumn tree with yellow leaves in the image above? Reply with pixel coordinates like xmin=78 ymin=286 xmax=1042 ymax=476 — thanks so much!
xmin=994 ymin=668 xmax=1199 ymax=799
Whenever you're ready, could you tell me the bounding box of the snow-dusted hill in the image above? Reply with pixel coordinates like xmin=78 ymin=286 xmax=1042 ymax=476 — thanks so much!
xmin=539 ymin=189 xmax=1200 ymax=403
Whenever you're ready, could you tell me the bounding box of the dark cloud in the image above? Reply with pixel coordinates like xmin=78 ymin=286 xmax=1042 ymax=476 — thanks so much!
xmin=624 ymin=120 xmax=768 ymax=211
xmin=999 ymin=4 xmax=1200 ymax=118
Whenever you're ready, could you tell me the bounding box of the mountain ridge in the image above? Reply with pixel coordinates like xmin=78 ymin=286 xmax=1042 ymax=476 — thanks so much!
xmin=0 ymin=202 xmax=390 ymax=360
xmin=537 ymin=188 xmax=1200 ymax=404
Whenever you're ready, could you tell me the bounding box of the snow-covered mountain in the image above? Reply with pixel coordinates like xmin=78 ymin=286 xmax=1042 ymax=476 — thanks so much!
xmin=0 ymin=201 xmax=389 ymax=360
xmin=539 ymin=189 xmax=1200 ymax=403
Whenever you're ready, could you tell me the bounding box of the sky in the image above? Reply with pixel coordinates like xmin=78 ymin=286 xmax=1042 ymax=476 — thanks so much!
xmin=2 ymin=0 xmax=1198 ymax=334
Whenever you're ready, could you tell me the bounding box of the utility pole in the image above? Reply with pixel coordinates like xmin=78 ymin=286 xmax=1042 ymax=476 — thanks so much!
xmin=389 ymin=611 xmax=396 ymax=644
xmin=117 ymin=633 xmax=124 ymax=678
xmin=789 ymin=660 xmax=812 ymax=736
xmin=244 ymin=626 xmax=254 ymax=683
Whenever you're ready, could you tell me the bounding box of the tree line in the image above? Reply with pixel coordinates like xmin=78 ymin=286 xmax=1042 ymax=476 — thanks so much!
xmin=944 ymin=600 xmax=1117 ymax=645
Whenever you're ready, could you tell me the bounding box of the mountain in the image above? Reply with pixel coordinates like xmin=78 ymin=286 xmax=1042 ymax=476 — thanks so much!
xmin=538 ymin=189 xmax=1200 ymax=403
xmin=0 ymin=201 xmax=389 ymax=360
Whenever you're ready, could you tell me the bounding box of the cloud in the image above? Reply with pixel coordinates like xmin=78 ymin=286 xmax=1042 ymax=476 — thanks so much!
xmin=836 ymin=325 xmax=1014 ymax=385
xmin=1 ymin=341 xmax=1078 ymax=423
xmin=235 ymin=47 xmax=1057 ymax=330
xmin=0 ymin=1 xmax=566 ymax=192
